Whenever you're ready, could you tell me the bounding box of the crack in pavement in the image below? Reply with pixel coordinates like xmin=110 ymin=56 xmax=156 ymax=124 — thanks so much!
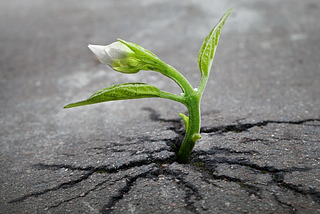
xmin=85 ymin=146 xmax=174 ymax=157
xmin=101 ymin=164 xmax=204 ymax=214
xmin=193 ymin=147 xmax=260 ymax=156
xmin=190 ymin=158 xmax=262 ymax=198
xmin=190 ymin=154 xmax=320 ymax=206
xmin=273 ymin=173 xmax=320 ymax=205
xmin=7 ymin=107 xmax=320 ymax=212
xmin=200 ymin=118 xmax=320 ymax=134
xmin=273 ymin=194 xmax=297 ymax=214
xmin=164 ymin=169 xmax=202 ymax=214
xmin=100 ymin=165 xmax=160 ymax=214
xmin=8 ymin=171 xmax=94 ymax=204
xmin=197 ymin=156 xmax=311 ymax=174
xmin=48 ymin=176 xmax=124 ymax=209
xmin=8 ymin=156 xmax=173 ymax=205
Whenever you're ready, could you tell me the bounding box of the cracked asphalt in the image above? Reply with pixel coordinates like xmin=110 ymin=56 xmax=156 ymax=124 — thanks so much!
xmin=1 ymin=0 xmax=320 ymax=213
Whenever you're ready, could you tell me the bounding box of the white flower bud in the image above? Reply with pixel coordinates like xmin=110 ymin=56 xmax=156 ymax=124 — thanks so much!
xmin=88 ymin=39 xmax=169 ymax=74
xmin=88 ymin=42 xmax=134 ymax=64
xmin=88 ymin=42 xmax=143 ymax=73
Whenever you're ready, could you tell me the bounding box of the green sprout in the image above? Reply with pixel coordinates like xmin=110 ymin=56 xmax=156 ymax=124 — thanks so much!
xmin=64 ymin=8 xmax=233 ymax=163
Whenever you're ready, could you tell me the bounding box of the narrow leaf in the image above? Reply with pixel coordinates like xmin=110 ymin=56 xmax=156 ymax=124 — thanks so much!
xmin=198 ymin=7 xmax=233 ymax=77
xmin=179 ymin=112 xmax=189 ymax=131
xmin=64 ymin=83 xmax=163 ymax=108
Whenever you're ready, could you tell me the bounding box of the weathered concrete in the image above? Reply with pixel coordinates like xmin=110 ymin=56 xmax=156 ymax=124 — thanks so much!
xmin=1 ymin=0 xmax=320 ymax=213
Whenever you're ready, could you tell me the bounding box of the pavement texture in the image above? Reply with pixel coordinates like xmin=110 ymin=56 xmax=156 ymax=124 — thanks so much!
xmin=1 ymin=0 xmax=320 ymax=213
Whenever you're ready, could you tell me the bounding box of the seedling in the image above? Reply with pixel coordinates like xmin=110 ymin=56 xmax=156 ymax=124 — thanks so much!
xmin=64 ymin=8 xmax=233 ymax=163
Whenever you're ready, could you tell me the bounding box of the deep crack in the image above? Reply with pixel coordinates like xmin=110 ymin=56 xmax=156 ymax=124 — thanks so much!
xmin=201 ymin=118 xmax=320 ymax=134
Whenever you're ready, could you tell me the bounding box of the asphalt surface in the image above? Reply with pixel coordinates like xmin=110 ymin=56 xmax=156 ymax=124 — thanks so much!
xmin=1 ymin=0 xmax=320 ymax=213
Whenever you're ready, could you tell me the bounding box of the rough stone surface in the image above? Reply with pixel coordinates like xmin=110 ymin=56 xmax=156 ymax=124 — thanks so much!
xmin=1 ymin=0 xmax=320 ymax=213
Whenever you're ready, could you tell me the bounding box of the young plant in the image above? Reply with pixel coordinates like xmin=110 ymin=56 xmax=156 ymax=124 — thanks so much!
xmin=64 ymin=8 xmax=233 ymax=163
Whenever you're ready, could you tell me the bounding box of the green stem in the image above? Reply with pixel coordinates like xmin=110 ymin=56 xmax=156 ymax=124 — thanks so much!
xmin=177 ymin=91 xmax=202 ymax=163
xmin=157 ymin=62 xmax=203 ymax=163
xmin=162 ymin=63 xmax=194 ymax=94
xmin=158 ymin=90 xmax=184 ymax=103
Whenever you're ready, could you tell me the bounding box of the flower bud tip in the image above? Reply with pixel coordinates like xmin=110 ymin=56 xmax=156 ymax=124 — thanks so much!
xmin=87 ymin=44 xmax=110 ymax=64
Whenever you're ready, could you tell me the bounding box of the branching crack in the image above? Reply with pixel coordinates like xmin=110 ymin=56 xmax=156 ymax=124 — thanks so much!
xmin=190 ymin=161 xmax=261 ymax=198
xmin=273 ymin=174 xmax=320 ymax=205
xmin=8 ymin=156 xmax=174 ymax=205
xmin=8 ymin=107 xmax=320 ymax=213
xmin=190 ymin=154 xmax=313 ymax=200
xmin=215 ymin=173 xmax=261 ymax=197
xmin=48 ymin=177 xmax=123 ymax=209
xmin=8 ymin=171 xmax=94 ymax=204
xmin=165 ymin=169 xmax=202 ymax=214
xmin=100 ymin=167 xmax=159 ymax=214
xmin=273 ymin=194 xmax=297 ymax=214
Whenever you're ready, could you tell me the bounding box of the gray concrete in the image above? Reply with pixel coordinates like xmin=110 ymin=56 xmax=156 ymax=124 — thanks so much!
xmin=1 ymin=0 xmax=320 ymax=213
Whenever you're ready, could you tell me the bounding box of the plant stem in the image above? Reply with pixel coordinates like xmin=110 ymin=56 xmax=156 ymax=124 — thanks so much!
xmin=162 ymin=64 xmax=194 ymax=94
xmin=160 ymin=63 xmax=203 ymax=163
xmin=177 ymin=91 xmax=202 ymax=163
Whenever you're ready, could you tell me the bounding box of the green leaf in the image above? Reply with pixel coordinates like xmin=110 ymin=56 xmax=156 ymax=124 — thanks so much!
xmin=64 ymin=83 xmax=163 ymax=108
xmin=198 ymin=7 xmax=233 ymax=77
xmin=179 ymin=112 xmax=189 ymax=131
